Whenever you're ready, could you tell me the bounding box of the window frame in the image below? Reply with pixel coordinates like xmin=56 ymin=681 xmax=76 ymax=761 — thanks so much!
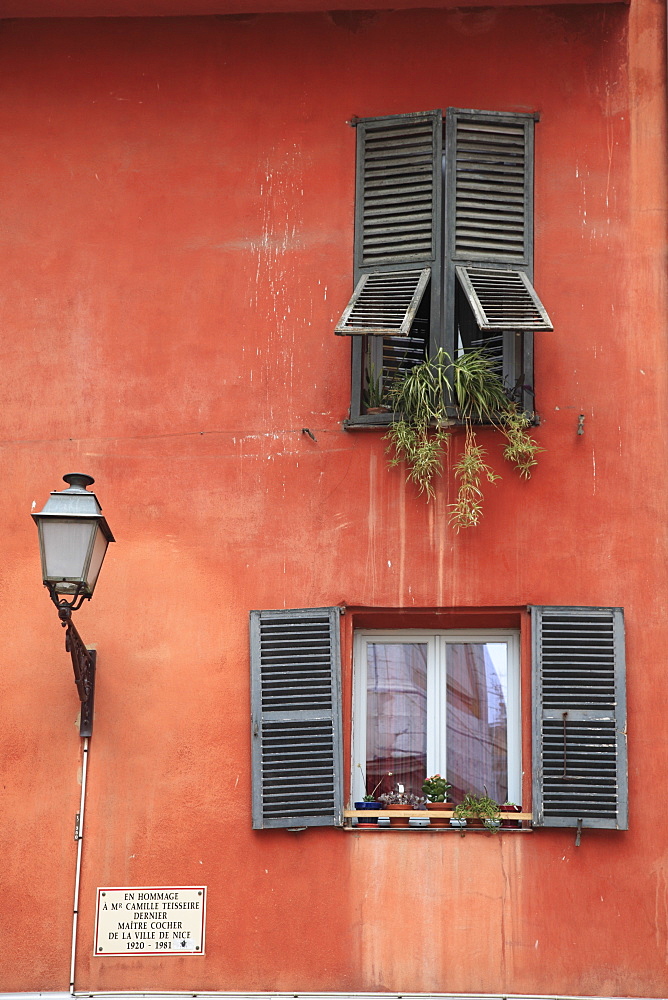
xmin=351 ymin=627 xmax=522 ymax=805
xmin=344 ymin=107 xmax=549 ymax=427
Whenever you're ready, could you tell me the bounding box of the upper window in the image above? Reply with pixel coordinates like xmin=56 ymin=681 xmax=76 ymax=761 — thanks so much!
xmin=351 ymin=629 xmax=521 ymax=806
xmin=334 ymin=109 xmax=553 ymax=423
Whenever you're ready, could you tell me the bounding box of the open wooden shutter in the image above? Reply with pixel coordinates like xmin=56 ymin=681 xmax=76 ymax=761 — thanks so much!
xmin=336 ymin=110 xmax=443 ymax=338
xmin=335 ymin=267 xmax=430 ymax=336
xmin=250 ymin=607 xmax=343 ymax=829
xmin=455 ymin=266 xmax=552 ymax=331
xmin=445 ymin=109 xmax=549 ymax=407
xmin=531 ymin=606 xmax=628 ymax=830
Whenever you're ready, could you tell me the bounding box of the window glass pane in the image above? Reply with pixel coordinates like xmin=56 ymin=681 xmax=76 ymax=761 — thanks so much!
xmin=446 ymin=642 xmax=508 ymax=803
xmin=366 ymin=643 xmax=427 ymax=798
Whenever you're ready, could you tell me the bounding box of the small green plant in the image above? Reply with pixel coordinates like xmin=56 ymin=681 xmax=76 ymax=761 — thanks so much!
xmin=422 ymin=774 xmax=452 ymax=802
xmin=364 ymin=362 xmax=389 ymax=410
xmin=384 ymin=349 xmax=542 ymax=528
xmin=454 ymin=791 xmax=501 ymax=832
xmin=379 ymin=786 xmax=424 ymax=807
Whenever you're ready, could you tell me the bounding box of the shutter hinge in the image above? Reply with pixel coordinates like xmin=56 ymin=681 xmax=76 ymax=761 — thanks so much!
xmin=575 ymin=817 xmax=583 ymax=847
xmin=348 ymin=116 xmax=360 ymax=127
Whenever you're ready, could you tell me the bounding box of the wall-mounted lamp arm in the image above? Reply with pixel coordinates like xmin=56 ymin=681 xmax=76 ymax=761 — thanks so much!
xmin=46 ymin=581 xmax=91 ymax=614
xmin=55 ymin=600 xmax=96 ymax=738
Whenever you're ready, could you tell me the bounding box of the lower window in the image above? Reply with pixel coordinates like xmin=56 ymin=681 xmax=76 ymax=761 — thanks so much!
xmin=249 ymin=605 xmax=627 ymax=831
xmin=352 ymin=630 xmax=521 ymax=805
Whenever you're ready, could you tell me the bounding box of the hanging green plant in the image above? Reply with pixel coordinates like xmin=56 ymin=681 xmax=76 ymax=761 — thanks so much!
xmin=383 ymin=349 xmax=542 ymax=529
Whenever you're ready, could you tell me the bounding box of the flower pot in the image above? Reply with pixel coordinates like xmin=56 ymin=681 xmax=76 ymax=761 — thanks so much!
xmin=500 ymin=803 xmax=522 ymax=828
xmin=426 ymin=801 xmax=453 ymax=827
xmin=365 ymin=406 xmax=390 ymax=415
xmin=354 ymin=801 xmax=382 ymax=826
xmin=385 ymin=803 xmax=412 ymax=826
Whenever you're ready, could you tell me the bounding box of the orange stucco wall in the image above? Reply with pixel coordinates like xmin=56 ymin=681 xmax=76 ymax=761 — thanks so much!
xmin=0 ymin=4 xmax=666 ymax=997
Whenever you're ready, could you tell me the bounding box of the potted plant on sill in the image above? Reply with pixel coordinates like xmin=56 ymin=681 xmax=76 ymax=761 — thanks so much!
xmin=383 ymin=348 xmax=542 ymax=529
xmin=422 ymin=774 xmax=454 ymax=827
xmin=379 ymin=785 xmax=424 ymax=827
xmin=354 ymin=766 xmax=391 ymax=825
xmin=500 ymin=801 xmax=522 ymax=828
xmin=453 ymin=791 xmax=502 ymax=832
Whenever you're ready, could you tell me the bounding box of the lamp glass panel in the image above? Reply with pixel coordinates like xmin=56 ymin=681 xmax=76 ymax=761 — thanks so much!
xmin=86 ymin=526 xmax=109 ymax=595
xmin=40 ymin=519 xmax=97 ymax=586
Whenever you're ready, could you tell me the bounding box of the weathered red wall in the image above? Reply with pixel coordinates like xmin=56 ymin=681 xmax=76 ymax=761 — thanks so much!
xmin=0 ymin=4 xmax=666 ymax=997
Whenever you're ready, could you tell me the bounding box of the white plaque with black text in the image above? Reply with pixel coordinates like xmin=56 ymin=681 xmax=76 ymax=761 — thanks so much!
xmin=95 ymin=886 xmax=206 ymax=956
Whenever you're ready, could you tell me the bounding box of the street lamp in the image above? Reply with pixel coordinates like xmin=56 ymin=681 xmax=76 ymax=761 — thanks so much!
xmin=33 ymin=474 xmax=115 ymax=736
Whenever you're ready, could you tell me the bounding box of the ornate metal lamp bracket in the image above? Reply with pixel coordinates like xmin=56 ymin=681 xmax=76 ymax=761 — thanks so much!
xmin=47 ymin=584 xmax=96 ymax=738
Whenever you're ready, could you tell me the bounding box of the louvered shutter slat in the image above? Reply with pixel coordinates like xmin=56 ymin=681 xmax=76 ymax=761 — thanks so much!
xmin=531 ymin=606 xmax=628 ymax=830
xmin=250 ymin=607 xmax=343 ymax=829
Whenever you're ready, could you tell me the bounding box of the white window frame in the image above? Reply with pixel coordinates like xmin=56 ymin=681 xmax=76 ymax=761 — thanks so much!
xmin=352 ymin=628 xmax=521 ymax=804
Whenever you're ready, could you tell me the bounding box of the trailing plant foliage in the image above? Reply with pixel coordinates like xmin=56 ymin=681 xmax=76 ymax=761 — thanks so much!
xmin=384 ymin=349 xmax=542 ymax=528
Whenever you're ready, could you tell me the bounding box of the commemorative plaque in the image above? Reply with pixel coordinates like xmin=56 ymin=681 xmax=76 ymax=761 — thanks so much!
xmin=94 ymin=886 xmax=206 ymax=956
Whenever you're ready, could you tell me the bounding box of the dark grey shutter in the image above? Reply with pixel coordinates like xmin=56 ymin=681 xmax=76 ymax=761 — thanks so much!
xmin=339 ymin=110 xmax=443 ymax=336
xmin=445 ymin=109 xmax=548 ymax=407
xmin=531 ymin=606 xmax=628 ymax=830
xmin=354 ymin=110 xmax=443 ymax=275
xmin=345 ymin=112 xmax=443 ymax=415
xmin=448 ymin=110 xmax=533 ymax=265
xmin=250 ymin=607 xmax=343 ymax=829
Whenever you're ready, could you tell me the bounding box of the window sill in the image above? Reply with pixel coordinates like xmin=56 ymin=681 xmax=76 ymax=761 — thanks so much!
xmin=342 ymin=414 xmax=458 ymax=431
xmin=343 ymin=809 xmax=533 ymax=830
xmin=342 ymin=412 xmax=539 ymax=431
xmin=343 ymin=415 xmax=395 ymax=430
xmin=343 ymin=825 xmax=533 ymax=832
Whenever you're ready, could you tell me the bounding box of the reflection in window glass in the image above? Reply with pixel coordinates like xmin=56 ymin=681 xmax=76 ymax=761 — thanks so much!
xmin=446 ymin=643 xmax=508 ymax=803
xmin=366 ymin=643 xmax=427 ymax=798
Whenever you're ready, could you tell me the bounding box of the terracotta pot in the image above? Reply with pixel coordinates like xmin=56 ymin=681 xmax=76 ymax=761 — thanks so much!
xmin=464 ymin=816 xmax=486 ymax=828
xmin=500 ymin=803 xmax=522 ymax=828
xmin=426 ymin=801 xmax=453 ymax=827
xmin=385 ymin=803 xmax=412 ymax=826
